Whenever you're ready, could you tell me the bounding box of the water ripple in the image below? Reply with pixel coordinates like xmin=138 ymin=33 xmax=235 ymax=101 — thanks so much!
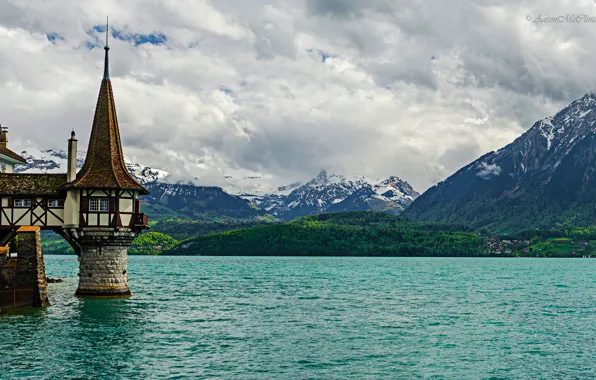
xmin=1 ymin=256 xmax=596 ymax=378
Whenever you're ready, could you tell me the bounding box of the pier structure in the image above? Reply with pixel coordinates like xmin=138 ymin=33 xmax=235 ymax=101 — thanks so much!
xmin=0 ymin=226 xmax=49 ymax=309
xmin=0 ymin=23 xmax=149 ymax=298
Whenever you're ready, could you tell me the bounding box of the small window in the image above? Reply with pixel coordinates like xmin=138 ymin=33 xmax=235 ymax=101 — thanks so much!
xmin=89 ymin=198 xmax=109 ymax=212
xmin=14 ymin=199 xmax=31 ymax=208
xmin=48 ymin=199 xmax=63 ymax=208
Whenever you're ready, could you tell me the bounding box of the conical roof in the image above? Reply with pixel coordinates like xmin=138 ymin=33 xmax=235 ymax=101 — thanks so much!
xmin=66 ymin=29 xmax=148 ymax=194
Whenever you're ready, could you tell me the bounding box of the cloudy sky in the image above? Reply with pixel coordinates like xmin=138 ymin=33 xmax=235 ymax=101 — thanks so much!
xmin=1 ymin=0 xmax=596 ymax=192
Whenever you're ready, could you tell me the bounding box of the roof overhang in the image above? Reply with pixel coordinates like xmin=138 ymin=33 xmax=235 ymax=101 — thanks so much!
xmin=0 ymin=149 xmax=26 ymax=165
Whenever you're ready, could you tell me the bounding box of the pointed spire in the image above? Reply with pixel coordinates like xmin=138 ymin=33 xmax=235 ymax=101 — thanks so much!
xmin=103 ymin=16 xmax=110 ymax=80
xmin=65 ymin=18 xmax=148 ymax=194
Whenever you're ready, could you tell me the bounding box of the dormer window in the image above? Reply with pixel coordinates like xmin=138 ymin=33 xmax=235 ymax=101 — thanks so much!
xmin=14 ymin=199 xmax=31 ymax=208
xmin=89 ymin=198 xmax=109 ymax=212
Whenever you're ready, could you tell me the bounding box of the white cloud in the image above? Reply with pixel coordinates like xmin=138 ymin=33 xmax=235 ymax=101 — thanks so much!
xmin=477 ymin=162 xmax=502 ymax=179
xmin=0 ymin=0 xmax=594 ymax=192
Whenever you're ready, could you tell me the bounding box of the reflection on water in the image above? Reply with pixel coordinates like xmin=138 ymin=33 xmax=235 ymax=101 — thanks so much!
xmin=2 ymin=256 xmax=596 ymax=378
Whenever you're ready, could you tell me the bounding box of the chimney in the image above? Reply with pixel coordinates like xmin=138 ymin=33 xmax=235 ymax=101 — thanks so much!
xmin=67 ymin=130 xmax=78 ymax=182
xmin=0 ymin=125 xmax=7 ymax=149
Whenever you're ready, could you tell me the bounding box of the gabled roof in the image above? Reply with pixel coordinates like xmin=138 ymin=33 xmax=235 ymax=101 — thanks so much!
xmin=63 ymin=41 xmax=148 ymax=194
xmin=0 ymin=146 xmax=26 ymax=164
xmin=0 ymin=174 xmax=67 ymax=196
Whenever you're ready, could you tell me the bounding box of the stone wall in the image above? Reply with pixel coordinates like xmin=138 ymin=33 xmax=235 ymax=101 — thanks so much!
xmin=0 ymin=226 xmax=49 ymax=309
xmin=75 ymin=228 xmax=135 ymax=297
xmin=0 ymin=246 xmax=8 ymax=266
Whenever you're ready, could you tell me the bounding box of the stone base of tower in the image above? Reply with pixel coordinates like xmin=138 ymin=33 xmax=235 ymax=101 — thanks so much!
xmin=75 ymin=229 xmax=136 ymax=298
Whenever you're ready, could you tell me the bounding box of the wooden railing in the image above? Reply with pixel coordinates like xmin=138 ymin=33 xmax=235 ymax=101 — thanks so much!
xmin=132 ymin=213 xmax=149 ymax=228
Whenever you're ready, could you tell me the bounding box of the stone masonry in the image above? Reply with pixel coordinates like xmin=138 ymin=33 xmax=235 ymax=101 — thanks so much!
xmin=75 ymin=228 xmax=136 ymax=297
xmin=0 ymin=226 xmax=49 ymax=309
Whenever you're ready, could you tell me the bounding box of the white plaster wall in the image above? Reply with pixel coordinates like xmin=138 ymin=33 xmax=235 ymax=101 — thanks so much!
xmin=12 ymin=209 xmax=28 ymax=223
xmin=33 ymin=204 xmax=44 ymax=217
xmin=121 ymin=214 xmax=132 ymax=226
xmin=47 ymin=212 xmax=63 ymax=226
xmin=99 ymin=214 xmax=109 ymax=226
xmin=64 ymin=190 xmax=80 ymax=227
xmin=118 ymin=199 xmax=133 ymax=213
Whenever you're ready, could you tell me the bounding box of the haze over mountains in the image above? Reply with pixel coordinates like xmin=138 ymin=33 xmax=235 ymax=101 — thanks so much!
xmin=22 ymin=91 xmax=596 ymax=231
xmin=16 ymin=148 xmax=419 ymax=221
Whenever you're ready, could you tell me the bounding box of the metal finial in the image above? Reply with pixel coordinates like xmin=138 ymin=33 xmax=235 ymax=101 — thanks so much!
xmin=103 ymin=16 xmax=110 ymax=80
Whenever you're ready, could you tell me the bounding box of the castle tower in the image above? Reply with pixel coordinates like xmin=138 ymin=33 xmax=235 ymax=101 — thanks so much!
xmin=62 ymin=21 xmax=149 ymax=297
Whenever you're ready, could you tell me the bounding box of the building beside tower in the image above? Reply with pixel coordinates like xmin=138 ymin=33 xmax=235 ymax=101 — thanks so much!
xmin=0 ymin=125 xmax=27 ymax=173
xmin=0 ymin=27 xmax=149 ymax=298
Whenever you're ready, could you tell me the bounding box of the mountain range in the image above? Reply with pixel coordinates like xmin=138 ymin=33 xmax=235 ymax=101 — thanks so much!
xmin=17 ymin=92 xmax=596 ymax=232
xmin=244 ymin=170 xmax=419 ymax=220
xmin=15 ymin=148 xmax=419 ymax=222
xmin=404 ymin=92 xmax=596 ymax=231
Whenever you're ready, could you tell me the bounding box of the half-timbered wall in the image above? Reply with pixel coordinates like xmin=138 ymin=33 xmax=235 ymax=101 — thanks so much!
xmin=0 ymin=196 xmax=65 ymax=228
xmin=79 ymin=189 xmax=140 ymax=228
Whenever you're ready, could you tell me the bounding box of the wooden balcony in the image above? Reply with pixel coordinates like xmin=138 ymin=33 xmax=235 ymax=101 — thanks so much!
xmin=132 ymin=213 xmax=149 ymax=228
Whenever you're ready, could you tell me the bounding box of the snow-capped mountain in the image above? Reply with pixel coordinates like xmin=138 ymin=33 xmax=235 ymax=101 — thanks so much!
xmin=15 ymin=149 xmax=419 ymax=221
xmin=15 ymin=148 xmax=169 ymax=184
xmin=327 ymin=176 xmax=420 ymax=215
xmin=220 ymin=176 xmax=301 ymax=198
xmin=238 ymin=181 xmax=303 ymax=212
xmin=404 ymin=92 xmax=596 ymax=231
xmin=144 ymin=182 xmax=268 ymax=220
xmin=15 ymin=148 xmax=269 ymax=221
xmin=269 ymin=170 xmax=370 ymax=220
xmin=372 ymin=176 xmax=420 ymax=206
xmin=262 ymin=170 xmax=419 ymax=220
xmin=17 ymin=148 xmax=85 ymax=174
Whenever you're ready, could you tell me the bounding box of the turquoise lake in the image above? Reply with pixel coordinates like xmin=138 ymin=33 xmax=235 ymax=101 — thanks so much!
xmin=2 ymin=256 xmax=596 ymax=379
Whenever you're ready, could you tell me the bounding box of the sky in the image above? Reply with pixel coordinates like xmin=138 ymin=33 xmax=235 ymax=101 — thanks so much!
xmin=1 ymin=0 xmax=596 ymax=193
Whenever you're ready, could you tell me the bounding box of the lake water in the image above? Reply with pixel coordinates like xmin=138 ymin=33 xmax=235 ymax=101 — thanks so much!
xmin=2 ymin=256 xmax=596 ymax=379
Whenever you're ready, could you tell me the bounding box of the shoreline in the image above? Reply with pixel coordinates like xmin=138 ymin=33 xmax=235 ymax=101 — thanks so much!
xmin=43 ymin=253 xmax=592 ymax=258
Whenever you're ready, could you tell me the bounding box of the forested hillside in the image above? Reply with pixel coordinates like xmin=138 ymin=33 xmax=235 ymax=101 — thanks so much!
xmin=164 ymin=211 xmax=486 ymax=257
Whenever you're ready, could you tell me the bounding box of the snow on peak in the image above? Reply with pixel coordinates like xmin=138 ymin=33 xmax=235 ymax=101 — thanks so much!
xmin=125 ymin=159 xmax=169 ymax=184
xmin=306 ymin=169 xmax=370 ymax=188
xmin=372 ymin=176 xmax=419 ymax=203
xmin=533 ymin=92 xmax=596 ymax=152
xmin=15 ymin=148 xmax=169 ymax=184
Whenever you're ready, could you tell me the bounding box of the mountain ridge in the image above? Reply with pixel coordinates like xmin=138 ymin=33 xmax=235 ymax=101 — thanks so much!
xmin=16 ymin=149 xmax=419 ymax=221
xmin=404 ymin=92 xmax=596 ymax=231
